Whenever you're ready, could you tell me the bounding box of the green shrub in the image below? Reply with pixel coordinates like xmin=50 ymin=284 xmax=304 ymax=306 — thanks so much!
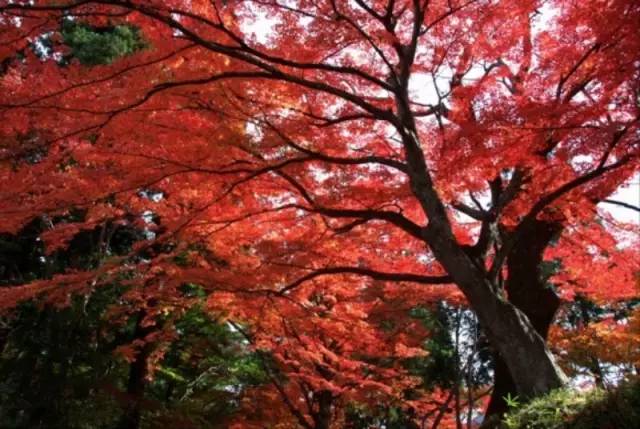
xmin=501 ymin=379 xmax=640 ymax=429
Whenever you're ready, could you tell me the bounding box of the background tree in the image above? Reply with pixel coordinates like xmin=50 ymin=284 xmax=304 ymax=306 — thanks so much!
xmin=0 ymin=218 xmax=271 ymax=429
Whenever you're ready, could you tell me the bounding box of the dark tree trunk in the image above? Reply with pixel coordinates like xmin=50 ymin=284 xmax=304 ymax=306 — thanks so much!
xmin=394 ymin=88 xmax=566 ymax=419
xmin=424 ymin=222 xmax=567 ymax=402
xmin=312 ymin=390 xmax=333 ymax=429
xmin=484 ymin=220 xmax=563 ymax=420
xmin=470 ymin=288 xmax=566 ymax=394
xmin=117 ymin=314 xmax=155 ymax=429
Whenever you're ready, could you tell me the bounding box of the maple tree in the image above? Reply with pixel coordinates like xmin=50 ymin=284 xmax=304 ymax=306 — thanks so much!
xmin=0 ymin=0 xmax=639 ymax=427
xmin=550 ymin=295 xmax=640 ymax=389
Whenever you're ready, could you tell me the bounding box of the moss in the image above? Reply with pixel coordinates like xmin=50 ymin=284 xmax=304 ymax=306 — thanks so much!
xmin=501 ymin=379 xmax=640 ymax=429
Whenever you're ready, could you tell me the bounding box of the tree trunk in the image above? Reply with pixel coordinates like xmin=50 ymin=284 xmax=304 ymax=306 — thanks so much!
xmin=117 ymin=314 xmax=155 ymax=429
xmin=485 ymin=220 xmax=563 ymax=419
xmin=469 ymin=288 xmax=567 ymax=396
xmin=394 ymin=91 xmax=566 ymax=413
xmin=425 ymin=226 xmax=567 ymax=404
xmin=312 ymin=390 xmax=333 ymax=429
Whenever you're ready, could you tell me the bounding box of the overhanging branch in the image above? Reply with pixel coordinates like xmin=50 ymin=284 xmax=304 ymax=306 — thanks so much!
xmin=601 ymin=199 xmax=640 ymax=213
xmin=277 ymin=172 xmax=425 ymax=240
xmin=278 ymin=266 xmax=452 ymax=294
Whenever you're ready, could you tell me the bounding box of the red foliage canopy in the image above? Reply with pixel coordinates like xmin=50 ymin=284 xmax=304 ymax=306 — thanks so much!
xmin=1 ymin=0 xmax=639 ymax=426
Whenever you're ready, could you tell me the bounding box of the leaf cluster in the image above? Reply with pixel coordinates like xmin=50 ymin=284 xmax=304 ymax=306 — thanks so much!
xmin=61 ymin=20 xmax=147 ymax=66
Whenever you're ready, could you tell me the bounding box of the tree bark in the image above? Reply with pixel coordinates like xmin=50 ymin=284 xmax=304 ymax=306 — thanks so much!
xmin=484 ymin=220 xmax=563 ymax=419
xmin=465 ymin=284 xmax=567 ymax=397
xmin=117 ymin=314 xmax=155 ymax=429
xmin=393 ymin=92 xmax=567 ymax=405
xmin=424 ymin=224 xmax=567 ymax=403
xmin=312 ymin=390 xmax=333 ymax=429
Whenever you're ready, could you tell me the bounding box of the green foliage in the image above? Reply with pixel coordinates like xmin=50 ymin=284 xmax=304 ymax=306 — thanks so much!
xmin=145 ymin=306 xmax=268 ymax=428
xmin=0 ymin=294 xmax=269 ymax=429
xmin=539 ymin=258 xmax=562 ymax=285
xmin=61 ymin=20 xmax=146 ymax=66
xmin=407 ymin=304 xmax=492 ymax=391
xmin=0 ymin=287 xmax=128 ymax=429
xmin=406 ymin=305 xmax=457 ymax=390
xmin=0 ymin=217 xmax=268 ymax=428
xmin=501 ymin=380 xmax=640 ymax=429
xmin=504 ymin=393 xmax=521 ymax=409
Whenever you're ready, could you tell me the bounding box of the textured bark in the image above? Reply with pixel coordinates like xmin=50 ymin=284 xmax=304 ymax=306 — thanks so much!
xmin=465 ymin=283 xmax=567 ymax=398
xmin=485 ymin=220 xmax=563 ymax=420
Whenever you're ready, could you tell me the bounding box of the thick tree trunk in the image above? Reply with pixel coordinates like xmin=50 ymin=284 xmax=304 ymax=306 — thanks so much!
xmin=485 ymin=220 xmax=563 ymax=419
xmin=394 ymin=89 xmax=566 ymax=411
xmin=425 ymin=227 xmax=567 ymax=403
xmin=468 ymin=287 xmax=567 ymax=397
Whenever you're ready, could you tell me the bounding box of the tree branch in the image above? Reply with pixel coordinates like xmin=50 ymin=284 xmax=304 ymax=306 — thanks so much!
xmin=278 ymin=266 xmax=451 ymax=294
xmin=276 ymin=172 xmax=425 ymax=239
xmin=490 ymin=156 xmax=634 ymax=281
xmin=601 ymin=199 xmax=640 ymax=213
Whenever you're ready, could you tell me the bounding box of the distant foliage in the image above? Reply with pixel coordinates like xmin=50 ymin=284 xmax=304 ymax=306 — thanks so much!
xmin=0 ymin=291 xmax=269 ymax=429
xmin=0 ymin=219 xmax=267 ymax=429
xmin=0 ymin=288 xmax=128 ymax=429
xmin=61 ymin=20 xmax=146 ymax=65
